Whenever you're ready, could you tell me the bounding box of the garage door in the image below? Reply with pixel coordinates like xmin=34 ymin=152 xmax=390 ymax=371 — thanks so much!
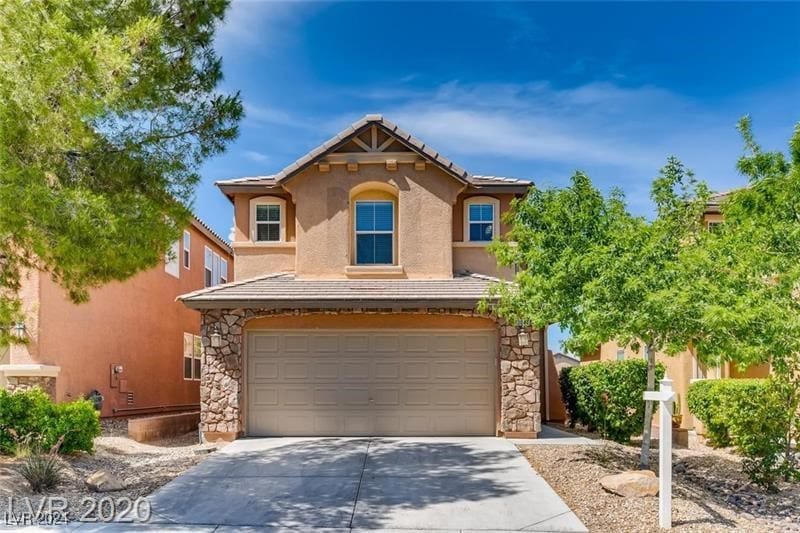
xmin=246 ymin=329 xmax=497 ymax=436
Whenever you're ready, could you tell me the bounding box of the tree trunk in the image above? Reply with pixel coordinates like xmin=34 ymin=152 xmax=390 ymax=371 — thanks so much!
xmin=639 ymin=343 xmax=657 ymax=469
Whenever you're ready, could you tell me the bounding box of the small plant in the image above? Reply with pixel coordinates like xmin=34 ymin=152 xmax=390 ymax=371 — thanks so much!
xmin=18 ymin=436 xmax=64 ymax=493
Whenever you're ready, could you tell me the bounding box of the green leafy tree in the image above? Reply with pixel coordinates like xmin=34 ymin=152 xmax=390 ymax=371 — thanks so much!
xmin=681 ymin=118 xmax=800 ymax=480
xmin=0 ymin=0 xmax=242 ymax=344
xmin=488 ymin=163 xmax=709 ymax=467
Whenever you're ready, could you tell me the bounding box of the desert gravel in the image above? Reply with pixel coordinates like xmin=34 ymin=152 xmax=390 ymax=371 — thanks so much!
xmin=0 ymin=418 xmax=212 ymax=524
xmin=521 ymin=430 xmax=799 ymax=532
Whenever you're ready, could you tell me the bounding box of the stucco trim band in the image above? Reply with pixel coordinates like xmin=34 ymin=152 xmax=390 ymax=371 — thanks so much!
xmin=0 ymin=364 xmax=61 ymax=377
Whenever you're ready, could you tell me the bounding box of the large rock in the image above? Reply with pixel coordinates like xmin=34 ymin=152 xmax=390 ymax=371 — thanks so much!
xmin=600 ymin=470 xmax=658 ymax=497
xmin=85 ymin=470 xmax=125 ymax=492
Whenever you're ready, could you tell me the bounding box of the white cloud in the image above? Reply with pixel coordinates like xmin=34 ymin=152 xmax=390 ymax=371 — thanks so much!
xmin=214 ymin=1 xmax=312 ymax=57
xmin=243 ymin=150 xmax=269 ymax=163
xmin=373 ymin=81 xmax=697 ymax=170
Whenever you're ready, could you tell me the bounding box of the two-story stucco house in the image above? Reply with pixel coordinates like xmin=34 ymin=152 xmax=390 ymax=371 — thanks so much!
xmin=0 ymin=217 xmax=233 ymax=418
xmin=179 ymin=115 xmax=544 ymax=441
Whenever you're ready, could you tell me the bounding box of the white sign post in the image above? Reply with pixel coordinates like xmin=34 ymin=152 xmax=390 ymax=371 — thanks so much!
xmin=644 ymin=377 xmax=675 ymax=529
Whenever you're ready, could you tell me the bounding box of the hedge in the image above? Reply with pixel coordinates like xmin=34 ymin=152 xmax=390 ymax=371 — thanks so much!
xmin=688 ymin=378 xmax=799 ymax=489
xmin=0 ymin=388 xmax=101 ymax=455
xmin=559 ymin=359 xmax=665 ymax=443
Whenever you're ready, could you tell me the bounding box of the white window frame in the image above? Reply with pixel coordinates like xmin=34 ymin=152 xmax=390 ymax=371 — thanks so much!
xmin=354 ymin=200 xmax=395 ymax=265
xmin=183 ymin=332 xmax=202 ymax=381
xmin=165 ymin=240 xmax=180 ymax=278
xmin=204 ymin=246 xmax=228 ymax=287
xmin=182 ymin=230 xmax=191 ymax=269
xmin=204 ymin=246 xmax=213 ymax=288
xmin=250 ymin=196 xmax=286 ymax=243
xmin=464 ymin=196 xmax=500 ymax=243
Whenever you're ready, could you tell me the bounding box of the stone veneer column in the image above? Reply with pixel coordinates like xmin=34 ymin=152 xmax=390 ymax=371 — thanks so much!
xmin=5 ymin=375 xmax=56 ymax=398
xmin=199 ymin=308 xmax=543 ymax=441
xmin=200 ymin=309 xmax=246 ymax=441
xmin=498 ymin=322 xmax=542 ymax=437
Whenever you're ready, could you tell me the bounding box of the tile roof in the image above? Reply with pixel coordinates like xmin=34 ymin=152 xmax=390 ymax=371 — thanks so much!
xmin=178 ymin=272 xmax=502 ymax=310
xmin=190 ymin=216 xmax=232 ymax=255
xmin=214 ymin=115 xmax=534 ymax=190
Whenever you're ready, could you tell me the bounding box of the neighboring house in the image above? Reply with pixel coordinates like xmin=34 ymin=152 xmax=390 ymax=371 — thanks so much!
xmin=0 ymin=217 xmax=233 ymax=418
xmin=179 ymin=114 xmax=544 ymax=441
xmin=586 ymin=189 xmax=770 ymax=430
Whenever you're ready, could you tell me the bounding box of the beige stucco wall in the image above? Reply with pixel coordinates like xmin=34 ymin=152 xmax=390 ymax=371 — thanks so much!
xmin=233 ymin=244 xmax=296 ymax=280
xmin=452 ymin=245 xmax=515 ymax=279
xmin=282 ymin=163 xmax=463 ymax=279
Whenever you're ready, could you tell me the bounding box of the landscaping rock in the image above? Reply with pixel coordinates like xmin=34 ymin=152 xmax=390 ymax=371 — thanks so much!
xmin=599 ymin=470 xmax=659 ymax=497
xmin=85 ymin=470 xmax=125 ymax=492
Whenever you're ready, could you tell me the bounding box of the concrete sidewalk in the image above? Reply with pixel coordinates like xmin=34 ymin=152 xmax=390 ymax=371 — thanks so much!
xmin=70 ymin=437 xmax=586 ymax=532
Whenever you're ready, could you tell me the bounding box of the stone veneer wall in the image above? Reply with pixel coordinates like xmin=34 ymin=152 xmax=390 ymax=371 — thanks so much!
xmin=5 ymin=375 xmax=56 ymax=398
xmin=200 ymin=308 xmax=542 ymax=440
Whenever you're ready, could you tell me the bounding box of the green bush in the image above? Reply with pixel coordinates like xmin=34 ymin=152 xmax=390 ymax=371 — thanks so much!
xmin=558 ymin=366 xmax=578 ymax=428
xmin=689 ymin=377 xmax=799 ymax=490
xmin=686 ymin=379 xmax=733 ymax=447
xmin=559 ymin=359 xmax=665 ymax=443
xmin=0 ymin=388 xmax=100 ymax=455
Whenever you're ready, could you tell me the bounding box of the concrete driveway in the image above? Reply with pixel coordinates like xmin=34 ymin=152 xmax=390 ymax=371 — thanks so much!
xmin=140 ymin=437 xmax=586 ymax=532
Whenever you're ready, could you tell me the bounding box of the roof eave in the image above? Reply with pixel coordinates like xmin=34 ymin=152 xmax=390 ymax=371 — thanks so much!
xmin=180 ymin=296 xmax=495 ymax=311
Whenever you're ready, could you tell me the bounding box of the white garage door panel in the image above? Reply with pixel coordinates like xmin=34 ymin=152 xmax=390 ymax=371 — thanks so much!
xmin=246 ymin=329 xmax=497 ymax=437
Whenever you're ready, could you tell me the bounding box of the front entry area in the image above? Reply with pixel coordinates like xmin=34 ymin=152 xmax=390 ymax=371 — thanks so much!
xmin=246 ymin=328 xmax=497 ymax=436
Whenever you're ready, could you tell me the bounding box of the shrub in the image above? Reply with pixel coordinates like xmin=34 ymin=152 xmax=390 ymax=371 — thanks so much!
xmin=687 ymin=377 xmax=800 ymax=490
xmin=687 ymin=379 xmax=732 ymax=447
xmin=558 ymin=366 xmax=578 ymax=428
xmin=560 ymin=359 xmax=665 ymax=443
xmin=0 ymin=389 xmax=100 ymax=455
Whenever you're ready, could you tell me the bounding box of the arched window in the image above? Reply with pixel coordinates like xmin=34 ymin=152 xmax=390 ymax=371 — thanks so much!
xmin=463 ymin=196 xmax=500 ymax=243
xmin=350 ymin=183 xmax=398 ymax=266
xmin=249 ymin=196 xmax=286 ymax=243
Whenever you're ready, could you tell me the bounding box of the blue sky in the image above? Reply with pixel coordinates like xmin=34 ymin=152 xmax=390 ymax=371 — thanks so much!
xmin=195 ymin=1 xmax=799 ymax=351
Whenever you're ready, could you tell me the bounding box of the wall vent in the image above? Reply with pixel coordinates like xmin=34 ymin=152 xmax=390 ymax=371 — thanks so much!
xmin=126 ymin=392 xmax=134 ymax=405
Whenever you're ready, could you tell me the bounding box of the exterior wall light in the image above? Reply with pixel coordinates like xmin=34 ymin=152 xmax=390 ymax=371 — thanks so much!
xmin=11 ymin=322 xmax=26 ymax=339
xmin=516 ymin=321 xmax=530 ymax=346
xmin=209 ymin=324 xmax=222 ymax=348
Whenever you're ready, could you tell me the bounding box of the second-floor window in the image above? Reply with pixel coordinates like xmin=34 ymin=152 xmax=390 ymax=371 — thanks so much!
xmin=465 ymin=196 xmax=500 ymax=243
xmin=250 ymin=196 xmax=286 ymax=243
xmin=355 ymin=200 xmax=394 ymax=265
xmin=183 ymin=230 xmax=191 ymax=269
xmin=204 ymin=246 xmax=228 ymax=287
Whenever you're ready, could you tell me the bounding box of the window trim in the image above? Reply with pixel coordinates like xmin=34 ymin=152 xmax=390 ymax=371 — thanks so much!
xmin=353 ymin=199 xmax=395 ymax=266
xmin=204 ymin=246 xmax=213 ymax=288
xmin=183 ymin=332 xmax=202 ymax=381
xmin=182 ymin=230 xmax=191 ymax=269
xmin=463 ymin=196 xmax=500 ymax=243
xmin=249 ymin=196 xmax=286 ymax=243
xmin=165 ymin=240 xmax=180 ymax=278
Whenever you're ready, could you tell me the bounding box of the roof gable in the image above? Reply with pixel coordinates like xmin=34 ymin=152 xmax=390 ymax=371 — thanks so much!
xmin=271 ymin=114 xmax=470 ymax=184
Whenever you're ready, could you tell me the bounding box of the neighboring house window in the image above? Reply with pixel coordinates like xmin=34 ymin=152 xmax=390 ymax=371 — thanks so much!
xmin=165 ymin=240 xmax=180 ymax=278
xmin=183 ymin=230 xmax=191 ymax=269
xmin=707 ymin=221 xmax=723 ymax=232
xmin=464 ymin=196 xmax=500 ymax=243
xmin=183 ymin=333 xmax=202 ymax=380
xmin=616 ymin=348 xmax=625 ymax=361
xmin=355 ymin=200 xmax=394 ymax=265
xmin=204 ymin=246 xmax=213 ymax=287
xmin=250 ymin=196 xmax=286 ymax=243
xmin=204 ymin=246 xmax=227 ymax=287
